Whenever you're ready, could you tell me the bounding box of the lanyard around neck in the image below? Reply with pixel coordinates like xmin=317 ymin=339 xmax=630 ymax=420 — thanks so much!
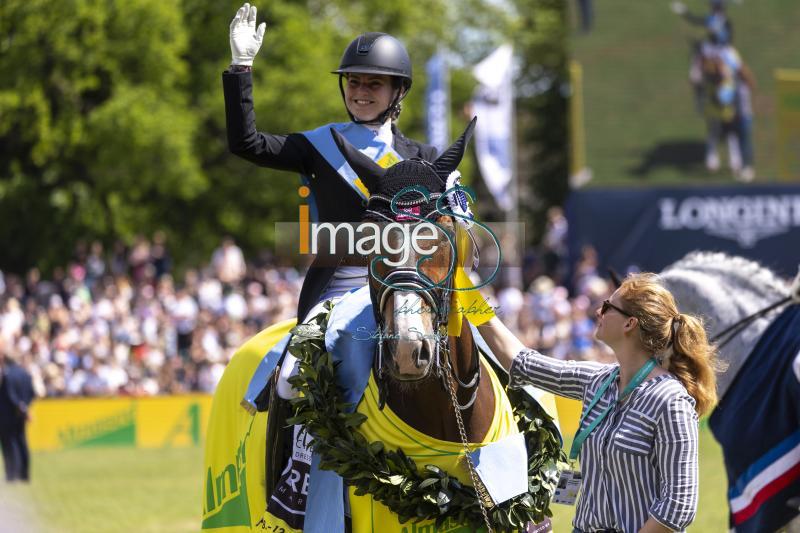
xmin=568 ymin=358 xmax=658 ymax=462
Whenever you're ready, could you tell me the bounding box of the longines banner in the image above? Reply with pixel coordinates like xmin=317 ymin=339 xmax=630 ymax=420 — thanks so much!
xmin=27 ymin=395 xmax=213 ymax=451
xmin=566 ymin=184 xmax=800 ymax=278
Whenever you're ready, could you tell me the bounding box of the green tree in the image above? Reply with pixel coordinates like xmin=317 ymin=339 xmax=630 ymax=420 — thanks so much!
xmin=511 ymin=0 xmax=570 ymax=245
xmin=0 ymin=0 xmax=203 ymax=272
xmin=0 ymin=0 xmax=529 ymax=273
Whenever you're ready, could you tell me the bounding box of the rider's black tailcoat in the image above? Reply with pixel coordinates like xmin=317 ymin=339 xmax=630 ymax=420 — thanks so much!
xmin=223 ymin=70 xmax=437 ymax=319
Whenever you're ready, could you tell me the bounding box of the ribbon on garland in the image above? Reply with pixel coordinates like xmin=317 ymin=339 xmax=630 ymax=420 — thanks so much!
xmin=447 ymin=225 xmax=496 ymax=337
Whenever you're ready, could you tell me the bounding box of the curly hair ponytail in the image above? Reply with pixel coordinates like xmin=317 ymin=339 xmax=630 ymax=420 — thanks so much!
xmin=669 ymin=313 xmax=719 ymax=416
xmin=618 ymin=273 xmax=720 ymax=416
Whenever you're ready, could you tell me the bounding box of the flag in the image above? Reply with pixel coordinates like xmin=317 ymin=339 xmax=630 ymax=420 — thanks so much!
xmin=472 ymin=44 xmax=514 ymax=211
xmin=425 ymin=52 xmax=450 ymax=155
xmin=709 ymin=305 xmax=800 ymax=533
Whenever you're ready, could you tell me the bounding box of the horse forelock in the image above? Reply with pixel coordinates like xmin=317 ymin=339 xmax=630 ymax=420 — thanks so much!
xmin=660 ymin=252 xmax=790 ymax=399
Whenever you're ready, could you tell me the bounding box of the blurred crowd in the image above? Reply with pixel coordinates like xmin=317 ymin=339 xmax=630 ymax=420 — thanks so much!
xmin=0 ymin=214 xmax=617 ymax=399
xmin=0 ymin=235 xmax=302 ymax=398
xmin=493 ymin=207 xmax=616 ymax=364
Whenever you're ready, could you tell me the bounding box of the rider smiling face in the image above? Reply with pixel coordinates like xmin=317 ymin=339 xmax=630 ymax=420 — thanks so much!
xmin=343 ymin=73 xmax=401 ymax=123
xmin=333 ymin=32 xmax=413 ymax=125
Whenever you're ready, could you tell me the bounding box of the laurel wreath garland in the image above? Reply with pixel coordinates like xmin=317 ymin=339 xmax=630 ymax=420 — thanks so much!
xmin=285 ymin=302 xmax=566 ymax=532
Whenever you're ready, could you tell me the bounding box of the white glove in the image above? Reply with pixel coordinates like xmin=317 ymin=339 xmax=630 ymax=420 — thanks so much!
xmin=276 ymin=354 xmax=301 ymax=400
xmin=229 ymin=3 xmax=266 ymax=66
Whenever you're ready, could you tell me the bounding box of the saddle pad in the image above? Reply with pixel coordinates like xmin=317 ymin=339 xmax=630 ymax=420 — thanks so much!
xmin=202 ymin=318 xmax=297 ymax=532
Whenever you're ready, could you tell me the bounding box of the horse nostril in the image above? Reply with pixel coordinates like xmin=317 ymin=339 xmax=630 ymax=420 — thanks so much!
xmin=415 ymin=344 xmax=431 ymax=368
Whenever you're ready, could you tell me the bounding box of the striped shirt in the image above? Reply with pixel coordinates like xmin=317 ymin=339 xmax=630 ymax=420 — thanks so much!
xmin=511 ymin=350 xmax=699 ymax=533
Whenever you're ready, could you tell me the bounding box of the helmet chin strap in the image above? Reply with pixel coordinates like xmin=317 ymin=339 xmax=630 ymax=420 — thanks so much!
xmin=338 ymin=75 xmax=406 ymax=126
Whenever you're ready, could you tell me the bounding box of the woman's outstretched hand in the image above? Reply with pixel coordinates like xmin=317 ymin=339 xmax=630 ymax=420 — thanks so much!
xmin=230 ymin=3 xmax=266 ymax=66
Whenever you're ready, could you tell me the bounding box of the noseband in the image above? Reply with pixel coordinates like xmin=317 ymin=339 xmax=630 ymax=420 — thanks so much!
xmin=373 ymin=268 xmax=450 ymax=382
xmin=370 ymin=252 xmax=480 ymax=411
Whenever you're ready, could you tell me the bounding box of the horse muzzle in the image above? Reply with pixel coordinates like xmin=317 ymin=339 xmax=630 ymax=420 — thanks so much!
xmin=382 ymin=333 xmax=437 ymax=382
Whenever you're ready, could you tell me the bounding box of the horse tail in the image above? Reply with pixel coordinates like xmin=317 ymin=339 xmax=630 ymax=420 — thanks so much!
xmin=670 ymin=313 xmax=720 ymax=417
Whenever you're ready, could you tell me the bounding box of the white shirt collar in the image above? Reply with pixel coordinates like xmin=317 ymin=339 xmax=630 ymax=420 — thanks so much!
xmin=364 ymin=120 xmax=394 ymax=146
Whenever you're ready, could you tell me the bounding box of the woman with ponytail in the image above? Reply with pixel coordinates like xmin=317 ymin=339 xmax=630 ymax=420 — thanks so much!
xmin=478 ymin=272 xmax=719 ymax=533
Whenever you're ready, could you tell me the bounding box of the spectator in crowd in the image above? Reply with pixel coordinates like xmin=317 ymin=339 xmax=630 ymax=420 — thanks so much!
xmin=150 ymin=231 xmax=172 ymax=280
xmin=0 ymin=342 xmax=35 ymax=482
xmin=85 ymin=241 xmax=106 ymax=290
xmin=128 ymin=235 xmax=152 ymax=285
xmin=211 ymin=237 xmax=246 ymax=288
xmin=171 ymin=287 xmax=199 ymax=360
xmin=541 ymin=206 xmax=569 ymax=284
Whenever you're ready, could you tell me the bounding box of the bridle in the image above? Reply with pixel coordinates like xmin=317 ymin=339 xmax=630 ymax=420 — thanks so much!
xmin=710 ymin=295 xmax=794 ymax=349
xmin=370 ymin=224 xmax=481 ymax=412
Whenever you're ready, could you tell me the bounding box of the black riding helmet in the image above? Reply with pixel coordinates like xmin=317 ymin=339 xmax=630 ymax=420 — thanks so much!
xmin=333 ymin=32 xmax=412 ymax=125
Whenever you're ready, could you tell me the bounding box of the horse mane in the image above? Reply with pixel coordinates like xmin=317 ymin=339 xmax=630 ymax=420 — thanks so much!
xmin=664 ymin=252 xmax=790 ymax=301
xmin=660 ymin=251 xmax=790 ymax=399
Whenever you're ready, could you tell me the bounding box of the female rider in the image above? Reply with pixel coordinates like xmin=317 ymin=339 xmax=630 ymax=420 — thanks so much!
xmin=224 ymin=5 xmax=437 ymax=530
xmin=225 ymin=3 xmax=437 ymax=321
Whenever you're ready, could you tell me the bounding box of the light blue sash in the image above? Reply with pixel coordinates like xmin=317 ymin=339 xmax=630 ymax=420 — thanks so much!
xmin=301 ymin=122 xmax=404 ymax=201
xmin=242 ymin=122 xmax=400 ymax=411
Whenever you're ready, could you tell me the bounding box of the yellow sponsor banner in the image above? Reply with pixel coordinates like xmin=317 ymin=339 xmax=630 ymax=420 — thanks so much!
xmin=27 ymin=394 xmax=213 ymax=451
xmin=776 ymin=69 xmax=800 ymax=181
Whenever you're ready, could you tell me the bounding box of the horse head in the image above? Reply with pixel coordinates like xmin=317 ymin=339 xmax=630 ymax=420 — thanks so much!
xmin=660 ymin=251 xmax=791 ymax=398
xmin=331 ymin=119 xmax=476 ymax=381
xmin=330 ymin=119 xmax=490 ymax=440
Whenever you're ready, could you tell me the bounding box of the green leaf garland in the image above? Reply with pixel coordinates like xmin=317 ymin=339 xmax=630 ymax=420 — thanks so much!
xmin=286 ymin=303 xmax=566 ymax=532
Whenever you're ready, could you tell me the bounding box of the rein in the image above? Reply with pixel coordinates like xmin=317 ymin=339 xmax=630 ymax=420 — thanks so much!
xmin=710 ymin=295 xmax=794 ymax=349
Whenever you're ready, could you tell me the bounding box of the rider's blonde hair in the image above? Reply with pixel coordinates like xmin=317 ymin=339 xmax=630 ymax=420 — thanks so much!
xmin=618 ymin=272 xmax=719 ymax=416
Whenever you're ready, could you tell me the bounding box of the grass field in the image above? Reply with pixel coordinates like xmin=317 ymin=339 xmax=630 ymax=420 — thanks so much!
xmin=571 ymin=0 xmax=800 ymax=185
xmin=0 ymin=447 xmax=202 ymax=533
xmin=0 ymin=425 xmax=728 ymax=533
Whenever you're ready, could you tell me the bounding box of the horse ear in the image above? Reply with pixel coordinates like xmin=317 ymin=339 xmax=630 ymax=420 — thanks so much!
xmin=432 ymin=116 xmax=477 ymax=179
xmin=608 ymin=268 xmax=622 ymax=289
xmin=330 ymin=128 xmax=386 ymax=193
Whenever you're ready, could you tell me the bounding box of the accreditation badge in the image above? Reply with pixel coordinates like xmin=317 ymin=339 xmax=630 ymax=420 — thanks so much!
xmin=551 ymin=469 xmax=582 ymax=506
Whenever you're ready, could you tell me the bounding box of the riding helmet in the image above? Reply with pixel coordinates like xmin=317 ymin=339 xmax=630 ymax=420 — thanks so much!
xmin=333 ymin=33 xmax=413 ymax=90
